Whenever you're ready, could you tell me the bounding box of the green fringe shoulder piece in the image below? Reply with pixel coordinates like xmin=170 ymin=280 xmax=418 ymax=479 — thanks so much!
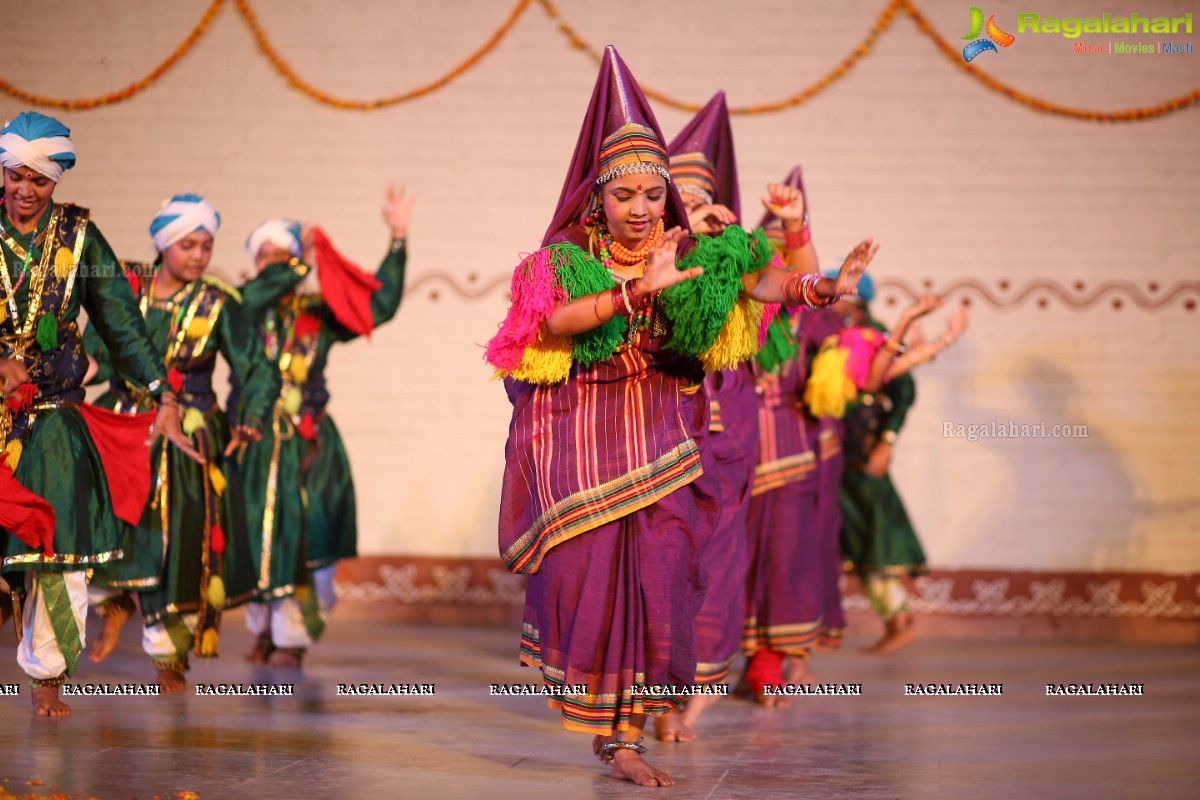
xmin=659 ymin=225 xmax=773 ymax=358
xmin=756 ymin=309 xmax=799 ymax=374
xmin=548 ymin=242 xmax=628 ymax=366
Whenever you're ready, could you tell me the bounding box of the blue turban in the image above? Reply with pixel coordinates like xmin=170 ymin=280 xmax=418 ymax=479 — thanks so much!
xmin=0 ymin=111 xmax=76 ymax=181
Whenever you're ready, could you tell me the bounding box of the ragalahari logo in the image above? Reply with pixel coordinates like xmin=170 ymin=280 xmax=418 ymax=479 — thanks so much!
xmin=962 ymin=7 xmax=1017 ymax=61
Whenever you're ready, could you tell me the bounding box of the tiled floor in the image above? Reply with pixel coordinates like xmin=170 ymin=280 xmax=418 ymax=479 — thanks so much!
xmin=0 ymin=614 xmax=1196 ymax=799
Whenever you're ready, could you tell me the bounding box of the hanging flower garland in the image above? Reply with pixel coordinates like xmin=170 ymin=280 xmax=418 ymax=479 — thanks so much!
xmin=233 ymin=0 xmax=533 ymax=111
xmin=0 ymin=0 xmax=1195 ymax=120
xmin=0 ymin=0 xmax=224 ymax=110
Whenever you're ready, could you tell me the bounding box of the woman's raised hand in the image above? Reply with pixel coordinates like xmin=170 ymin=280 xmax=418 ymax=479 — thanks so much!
xmin=833 ymin=237 xmax=880 ymax=297
xmin=636 ymin=227 xmax=702 ymax=294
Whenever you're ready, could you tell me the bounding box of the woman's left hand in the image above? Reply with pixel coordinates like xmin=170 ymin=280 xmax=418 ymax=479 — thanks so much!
xmin=833 ymin=237 xmax=880 ymax=297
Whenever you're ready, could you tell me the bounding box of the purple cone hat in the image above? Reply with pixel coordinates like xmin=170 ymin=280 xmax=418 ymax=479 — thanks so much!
xmin=542 ymin=45 xmax=690 ymax=246
xmin=667 ymin=91 xmax=741 ymax=221
xmin=758 ymin=165 xmax=806 ymax=229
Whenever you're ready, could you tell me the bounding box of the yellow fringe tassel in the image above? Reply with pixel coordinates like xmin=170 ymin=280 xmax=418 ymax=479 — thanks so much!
xmin=508 ymin=330 xmax=574 ymax=384
xmin=699 ymin=298 xmax=764 ymax=373
xmin=804 ymin=344 xmax=857 ymax=419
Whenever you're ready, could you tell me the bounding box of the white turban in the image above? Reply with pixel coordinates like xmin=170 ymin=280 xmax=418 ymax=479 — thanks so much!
xmin=150 ymin=194 xmax=221 ymax=252
xmin=245 ymin=219 xmax=303 ymax=262
xmin=0 ymin=111 xmax=77 ymax=182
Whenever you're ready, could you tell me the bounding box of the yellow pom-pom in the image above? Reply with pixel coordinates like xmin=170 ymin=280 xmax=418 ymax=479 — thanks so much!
xmin=283 ymin=387 xmax=302 ymax=416
xmin=182 ymin=407 xmax=205 ymax=435
xmin=53 ymin=246 xmax=76 ymax=278
xmin=288 ymin=357 xmax=309 ymax=385
xmin=186 ymin=317 xmax=212 ymax=339
xmin=206 ymin=575 xmax=226 ymax=609
xmin=804 ymin=346 xmax=857 ymax=419
xmin=208 ymin=464 xmax=226 ymax=496
xmin=197 ymin=627 xmax=219 ymax=657
xmin=3 ymin=440 xmax=22 ymax=471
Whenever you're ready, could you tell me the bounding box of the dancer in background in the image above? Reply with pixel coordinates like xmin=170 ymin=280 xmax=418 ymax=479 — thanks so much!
xmin=809 ymin=276 xmax=967 ymax=653
xmin=237 ymin=185 xmax=412 ymax=668
xmin=486 ymin=46 xmax=874 ymax=786
xmin=740 ymin=164 xmax=850 ymax=704
xmin=83 ymin=194 xmax=279 ymax=690
xmin=0 ymin=111 xmax=191 ymax=716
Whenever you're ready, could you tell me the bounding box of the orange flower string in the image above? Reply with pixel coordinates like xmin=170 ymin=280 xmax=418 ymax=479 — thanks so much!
xmin=234 ymin=0 xmax=533 ymax=111
xmin=0 ymin=0 xmax=224 ymax=110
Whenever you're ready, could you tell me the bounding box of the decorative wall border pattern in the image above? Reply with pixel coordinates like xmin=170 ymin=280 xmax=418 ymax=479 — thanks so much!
xmin=335 ymin=558 xmax=1200 ymax=620
xmin=412 ymin=274 xmax=1200 ymax=313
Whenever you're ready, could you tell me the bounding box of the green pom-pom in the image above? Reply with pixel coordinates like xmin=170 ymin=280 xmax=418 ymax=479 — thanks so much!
xmin=35 ymin=313 xmax=58 ymax=351
xmin=660 ymin=226 xmax=772 ymax=358
xmin=549 ymin=243 xmax=627 ymax=366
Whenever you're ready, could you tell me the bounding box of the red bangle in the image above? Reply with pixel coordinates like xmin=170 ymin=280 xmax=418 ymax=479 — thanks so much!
xmin=783 ymin=226 xmax=810 ymax=250
xmin=610 ymin=285 xmax=629 ymax=319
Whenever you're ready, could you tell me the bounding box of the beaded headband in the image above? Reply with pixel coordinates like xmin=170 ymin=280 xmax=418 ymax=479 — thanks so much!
xmin=668 ymin=152 xmax=716 ymax=205
xmin=595 ymin=123 xmax=671 ymax=186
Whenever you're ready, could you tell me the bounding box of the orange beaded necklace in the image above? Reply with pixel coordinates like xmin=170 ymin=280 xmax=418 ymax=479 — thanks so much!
xmin=601 ymin=219 xmax=664 ymax=267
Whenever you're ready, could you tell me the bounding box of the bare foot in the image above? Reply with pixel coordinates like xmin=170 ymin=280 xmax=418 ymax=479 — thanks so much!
xmin=246 ymin=633 xmax=274 ymax=664
xmin=89 ymin=603 xmax=131 ymax=663
xmin=608 ymin=748 xmax=675 ymax=787
xmin=157 ymin=668 xmax=187 ymax=693
xmin=867 ymin=624 xmax=917 ymax=655
xmin=266 ymin=648 xmax=303 ymax=669
xmin=678 ymin=693 xmax=718 ymax=730
xmin=593 ymin=734 xmax=616 ymax=763
xmin=785 ymin=655 xmax=817 ymax=685
xmin=653 ymin=709 xmax=697 ymax=742
xmin=31 ymin=686 xmax=71 ymax=717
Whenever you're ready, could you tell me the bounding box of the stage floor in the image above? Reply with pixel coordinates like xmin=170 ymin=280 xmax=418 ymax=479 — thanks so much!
xmin=0 ymin=614 xmax=1197 ymax=799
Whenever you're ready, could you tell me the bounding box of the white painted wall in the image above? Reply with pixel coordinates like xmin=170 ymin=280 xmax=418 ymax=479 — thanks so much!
xmin=3 ymin=0 xmax=1196 ymax=571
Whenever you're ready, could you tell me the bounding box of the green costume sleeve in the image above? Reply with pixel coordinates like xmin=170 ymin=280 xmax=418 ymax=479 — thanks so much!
xmin=79 ymin=223 xmax=166 ymax=391
xmin=217 ymin=297 xmax=281 ymax=424
xmin=327 ymin=242 xmax=407 ymax=343
xmin=881 ymin=372 xmax=917 ymax=435
xmin=81 ymin=318 xmax=114 ymax=386
xmin=238 ymin=259 xmax=311 ymax=322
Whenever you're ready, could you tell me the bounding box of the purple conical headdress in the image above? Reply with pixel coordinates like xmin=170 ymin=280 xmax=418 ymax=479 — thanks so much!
xmin=542 ymin=46 xmax=690 ymax=246
xmin=667 ymin=91 xmax=740 ymax=221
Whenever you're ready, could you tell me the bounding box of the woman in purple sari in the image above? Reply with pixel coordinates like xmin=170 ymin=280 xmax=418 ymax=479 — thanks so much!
xmin=487 ymin=47 xmax=874 ymax=787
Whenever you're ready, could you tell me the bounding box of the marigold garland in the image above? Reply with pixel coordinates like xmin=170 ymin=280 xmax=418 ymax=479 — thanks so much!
xmin=234 ymin=0 xmax=532 ymax=111
xmin=0 ymin=0 xmax=223 ymax=110
xmin=0 ymin=0 xmax=1194 ymax=121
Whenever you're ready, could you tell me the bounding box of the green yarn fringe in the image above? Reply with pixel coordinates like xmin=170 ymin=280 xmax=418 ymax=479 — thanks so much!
xmin=547 ymin=242 xmax=627 ymax=366
xmin=660 ymin=225 xmax=772 ymax=358
xmin=756 ymin=311 xmax=799 ymax=374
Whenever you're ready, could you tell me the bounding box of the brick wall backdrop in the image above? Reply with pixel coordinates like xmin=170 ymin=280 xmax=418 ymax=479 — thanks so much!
xmin=2 ymin=1 xmax=1196 ymax=594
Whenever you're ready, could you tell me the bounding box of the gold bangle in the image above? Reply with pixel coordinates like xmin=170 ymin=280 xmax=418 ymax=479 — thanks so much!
xmin=880 ymin=430 xmax=898 ymax=444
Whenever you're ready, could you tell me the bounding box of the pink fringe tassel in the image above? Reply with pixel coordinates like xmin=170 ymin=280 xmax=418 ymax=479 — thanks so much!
xmin=484 ymin=249 xmax=565 ymax=371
